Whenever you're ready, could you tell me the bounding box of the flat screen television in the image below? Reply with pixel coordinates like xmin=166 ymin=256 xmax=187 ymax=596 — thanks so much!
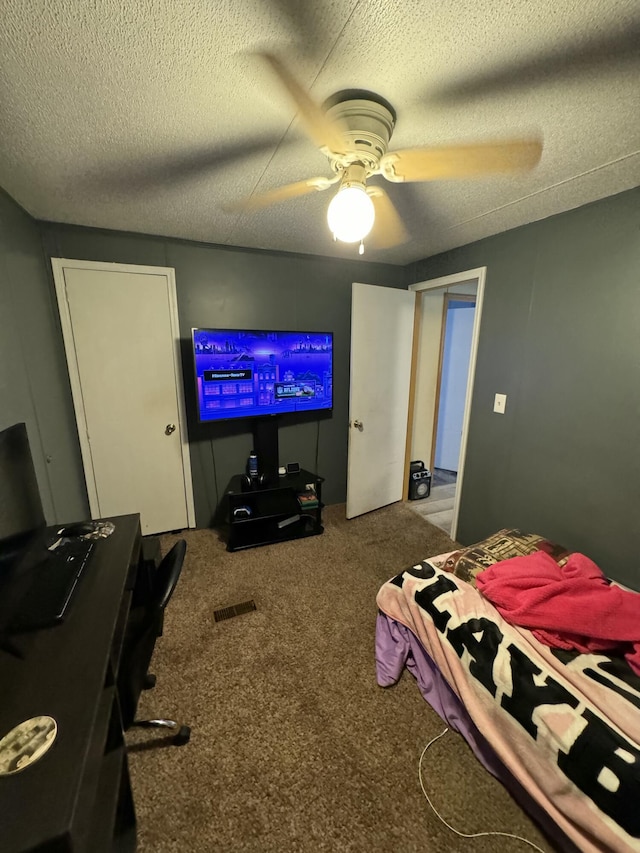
xmin=192 ymin=328 xmax=333 ymax=423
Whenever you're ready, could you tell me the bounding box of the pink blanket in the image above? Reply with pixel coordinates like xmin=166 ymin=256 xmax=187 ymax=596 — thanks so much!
xmin=377 ymin=557 xmax=640 ymax=852
xmin=476 ymin=551 xmax=640 ymax=675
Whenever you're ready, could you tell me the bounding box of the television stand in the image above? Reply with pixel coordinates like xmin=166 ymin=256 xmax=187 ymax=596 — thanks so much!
xmin=223 ymin=469 xmax=324 ymax=552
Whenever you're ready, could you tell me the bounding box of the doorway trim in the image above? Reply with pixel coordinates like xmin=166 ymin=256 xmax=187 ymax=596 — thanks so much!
xmin=408 ymin=267 xmax=486 ymax=540
xmin=51 ymin=258 xmax=196 ymax=528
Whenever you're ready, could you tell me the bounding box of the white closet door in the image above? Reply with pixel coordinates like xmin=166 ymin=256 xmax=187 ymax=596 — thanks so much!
xmin=53 ymin=259 xmax=194 ymax=535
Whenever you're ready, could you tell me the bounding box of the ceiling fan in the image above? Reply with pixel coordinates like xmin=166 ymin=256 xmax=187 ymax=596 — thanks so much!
xmin=226 ymin=53 xmax=543 ymax=252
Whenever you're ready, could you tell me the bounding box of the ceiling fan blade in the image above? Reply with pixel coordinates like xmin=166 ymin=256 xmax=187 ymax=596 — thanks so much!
xmin=381 ymin=139 xmax=542 ymax=183
xmin=261 ymin=52 xmax=346 ymax=154
xmin=428 ymin=25 xmax=640 ymax=104
xmin=224 ymin=175 xmax=338 ymax=213
xmin=367 ymin=186 xmax=409 ymax=249
xmin=82 ymin=135 xmax=292 ymax=193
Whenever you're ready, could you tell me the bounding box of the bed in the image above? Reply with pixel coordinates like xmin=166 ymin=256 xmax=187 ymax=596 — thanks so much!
xmin=375 ymin=529 xmax=640 ymax=853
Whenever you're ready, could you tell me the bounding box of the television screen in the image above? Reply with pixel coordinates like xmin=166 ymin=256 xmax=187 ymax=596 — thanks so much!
xmin=192 ymin=329 xmax=333 ymax=423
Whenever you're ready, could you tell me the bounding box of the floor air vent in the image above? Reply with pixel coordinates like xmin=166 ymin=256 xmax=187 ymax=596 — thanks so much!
xmin=214 ymin=600 xmax=257 ymax=622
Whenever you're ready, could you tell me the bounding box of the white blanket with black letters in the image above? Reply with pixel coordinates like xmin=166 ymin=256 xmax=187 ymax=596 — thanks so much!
xmin=376 ymin=557 xmax=640 ymax=853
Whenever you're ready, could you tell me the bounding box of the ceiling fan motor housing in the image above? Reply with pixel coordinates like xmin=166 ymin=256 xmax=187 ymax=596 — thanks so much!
xmin=323 ymin=92 xmax=396 ymax=174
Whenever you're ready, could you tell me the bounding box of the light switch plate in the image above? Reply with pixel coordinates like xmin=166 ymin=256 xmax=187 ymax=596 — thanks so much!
xmin=493 ymin=393 xmax=507 ymax=414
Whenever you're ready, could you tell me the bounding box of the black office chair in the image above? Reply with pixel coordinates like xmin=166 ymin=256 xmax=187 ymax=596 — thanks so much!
xmin=118 ymin=539 xmax=190 ymax=746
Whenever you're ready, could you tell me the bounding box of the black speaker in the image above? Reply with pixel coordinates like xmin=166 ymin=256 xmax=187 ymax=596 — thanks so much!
xmin=408 ymin=460 xmax=432 ymax=501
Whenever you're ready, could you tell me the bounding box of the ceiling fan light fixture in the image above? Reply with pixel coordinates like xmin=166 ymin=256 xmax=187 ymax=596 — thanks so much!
xmin=327 ymin=186 xmax=375 ymax=242
xmin=327 ymin=181 xmax=375 ymax=243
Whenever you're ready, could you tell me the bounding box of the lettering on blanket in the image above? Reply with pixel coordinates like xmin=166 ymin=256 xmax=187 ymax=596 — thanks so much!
xmin=447 ymin=619 xmax=503 ymax=699
xmin=501 ymin=644 xmax=579 ymax=738
xmin=401 ymin=563 xmax=640 ymax=838
xmin=584 ymin=667 xmax=640 ymax=712
xmin=557 ymin=709 xmax=640 ymax=837
xmin=553 ymin=648 xmax=640 ymax=712
xmin=414 ymin=574 xmax=457 ymax=631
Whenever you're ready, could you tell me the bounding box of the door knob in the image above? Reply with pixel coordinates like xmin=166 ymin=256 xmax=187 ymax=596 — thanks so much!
xmin=353 ymin=419 xmax=364 ymax=431
xmin=165 ymin=423 xmax=176 ymax=435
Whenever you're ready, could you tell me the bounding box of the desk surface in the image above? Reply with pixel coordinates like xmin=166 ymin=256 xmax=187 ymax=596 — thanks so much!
xmin=0 ymin=514 xmax=140 ymax=852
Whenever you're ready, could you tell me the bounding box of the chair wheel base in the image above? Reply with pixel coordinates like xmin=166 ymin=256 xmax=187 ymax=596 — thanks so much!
xmin=143 ymin=673 xmax=157 ymax=690
xmin=173 ymin=726 xmax=190 ymax=746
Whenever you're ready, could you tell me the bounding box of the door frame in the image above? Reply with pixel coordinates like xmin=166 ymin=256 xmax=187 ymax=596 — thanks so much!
xmin=408 ymin=267 xmax=486 ymax=540
xmin=51 ymin=258 xmax=196 ymax=528
xmin=431 ymin=293 xmax=477 ymax=471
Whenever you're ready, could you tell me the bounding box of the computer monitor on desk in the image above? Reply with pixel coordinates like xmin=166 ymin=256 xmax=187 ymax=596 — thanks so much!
xmin=0 ymin=422 xmax=95 ymax=634
xmin=0 ymin=422 xmax=46 ymax=566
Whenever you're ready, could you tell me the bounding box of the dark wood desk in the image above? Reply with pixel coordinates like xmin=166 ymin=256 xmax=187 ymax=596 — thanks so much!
xmin=0 ymin=514 xmax=141 ymax=852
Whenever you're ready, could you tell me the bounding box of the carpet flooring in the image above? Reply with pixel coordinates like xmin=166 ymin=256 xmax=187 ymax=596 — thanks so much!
xmin=128 ymin=502 xmax=555 ymax=853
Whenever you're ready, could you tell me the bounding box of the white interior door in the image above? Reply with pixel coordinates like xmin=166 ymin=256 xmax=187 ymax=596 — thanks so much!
xmin=347 ymin=282 xmax=416 ymax=519
xmin=52 ymin=260 xmax=195 ymax=535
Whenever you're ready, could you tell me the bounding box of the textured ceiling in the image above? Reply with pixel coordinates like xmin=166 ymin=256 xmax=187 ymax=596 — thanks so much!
xmin=0 ymin=0 xmax=638 ymax=265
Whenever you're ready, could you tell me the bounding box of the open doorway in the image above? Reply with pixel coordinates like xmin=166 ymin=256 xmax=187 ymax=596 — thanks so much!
xmin=405 ymin=268 xmax=486 ymax=540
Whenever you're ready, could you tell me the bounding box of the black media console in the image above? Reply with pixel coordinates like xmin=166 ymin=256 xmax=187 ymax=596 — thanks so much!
xmin=224 ymin=469 xmax=324 ymax=551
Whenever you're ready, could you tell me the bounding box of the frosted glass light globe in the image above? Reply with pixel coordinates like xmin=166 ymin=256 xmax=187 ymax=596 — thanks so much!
xmin=327 ymin=186 xmax=375 ymax=243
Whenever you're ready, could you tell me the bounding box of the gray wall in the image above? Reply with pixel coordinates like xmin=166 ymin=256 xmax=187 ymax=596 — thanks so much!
xmin=0 ymin=190 xmax=87 ymax=524
xmin=409 ymin=186 xmax=640 ymax=587
xmin=36 ymin=222 xmax=408 ymax=524
xmin=4 ymin=182 xmax=638 ymax=584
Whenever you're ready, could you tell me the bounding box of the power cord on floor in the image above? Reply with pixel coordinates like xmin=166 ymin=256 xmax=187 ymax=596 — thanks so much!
xmin=419 ymin=728 xmax=547 ymax=852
